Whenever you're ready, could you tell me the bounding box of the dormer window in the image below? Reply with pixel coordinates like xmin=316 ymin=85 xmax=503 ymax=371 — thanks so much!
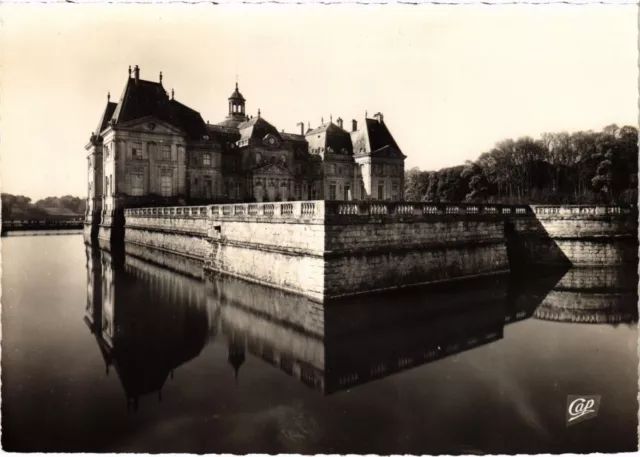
xmin=203 ymin=153 xmax=211 ymax=166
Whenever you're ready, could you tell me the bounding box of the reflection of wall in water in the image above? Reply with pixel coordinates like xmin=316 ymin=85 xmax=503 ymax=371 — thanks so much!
xmin=211 ymin=273 xmax=509 ymax=395
xmin=533 ymin=267 xmax=638 ymax=325
xmin=84 ymin=245 xmax=103 ymax=333
xmin=125 ymin=240 xmax=205 ymax=279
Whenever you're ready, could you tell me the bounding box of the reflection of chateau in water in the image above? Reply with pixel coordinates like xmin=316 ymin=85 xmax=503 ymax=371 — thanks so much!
xmin=84 ymin=246 xmax=217 ymax=409
xmin=85 ymin=248 xmax=638 ymax=398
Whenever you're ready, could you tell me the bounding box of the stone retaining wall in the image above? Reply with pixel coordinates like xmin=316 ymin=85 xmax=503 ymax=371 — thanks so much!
xmin=121 ymin=202 xmax=637 ymax=301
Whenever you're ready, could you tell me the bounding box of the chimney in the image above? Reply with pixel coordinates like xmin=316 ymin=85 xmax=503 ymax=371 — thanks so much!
xmin=297 ymin=122 xmax=304 ymax=135
xmin=337 ymin=117 xmax=343 ymax=129
xmin=134 ymin=65 xmax=140 ymax=84
xmin=159 ymin=71 xmax=163 ymax=84
xmin=352 ymin=119 xmax=358 ymax=132
xmin=128 ymin=65 xmax=132 ymax=77
xmin=171 ymin=88 xmax=174 ymax=100
xmin=374 ymin=112 xmax=384 ymax=123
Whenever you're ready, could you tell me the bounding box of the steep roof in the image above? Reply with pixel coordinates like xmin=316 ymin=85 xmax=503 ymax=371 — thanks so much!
xmin=95 ymin=101 xmax=118 ymax=137
xmin=306 ymin=122 xmax=353 ymax=157
xmin=168 ymin=99 xmax=210 ymax=140
xmin=280 ymin=132 xmax=306 ymax=143
xmin=237 ymin=116 xmax=281 ymax=143
xmin=206 ymin=123 xmax=241 ymax=144
xmin=108 ymin=77 xmax=209 ymax=141
xmin=111 ymin=78 xmax=170 ymax=124
xmin=352 ymin=118 xmax=405 ymax=158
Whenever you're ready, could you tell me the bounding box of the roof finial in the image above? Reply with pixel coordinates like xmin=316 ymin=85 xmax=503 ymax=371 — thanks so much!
xmin=107 ymin=92 xmax=110 ymax=102
xmin=321 ymin=116 xmax=324 ymax=124
xmin=171 ymin=88 xmax=174 ymax=100
xmin=257 ymin=108 xmax=261 ymax=118
xmin=159 ymin=71 xmax=163 ymax=83
xmin=128 ymin=65 xmax=132 ymax=77
xmin=330 ymin=114 xmax=333 ymax=123
xmin=365 ymin=110 xmax=368 ymax=118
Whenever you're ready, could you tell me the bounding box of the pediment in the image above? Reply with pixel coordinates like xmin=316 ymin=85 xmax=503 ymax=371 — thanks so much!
xmin=118 ymin=116 xmax=185 ymax=136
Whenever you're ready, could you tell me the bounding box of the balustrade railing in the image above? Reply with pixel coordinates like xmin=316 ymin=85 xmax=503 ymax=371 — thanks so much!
xmin=532 ymin=205 xmax=633 ymax=216
xmin=124 ymin=202 xmax=634 ymax=224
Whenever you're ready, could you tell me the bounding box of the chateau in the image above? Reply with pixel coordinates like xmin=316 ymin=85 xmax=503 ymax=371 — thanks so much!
xmin=85 ymin=65 xmax=406 ymax=225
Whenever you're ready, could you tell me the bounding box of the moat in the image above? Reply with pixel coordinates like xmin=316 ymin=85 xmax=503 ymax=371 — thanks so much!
xmin=2 ymin=233 xmax=638 ymax=454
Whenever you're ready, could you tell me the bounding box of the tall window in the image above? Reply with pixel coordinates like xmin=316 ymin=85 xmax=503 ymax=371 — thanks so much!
xmin=377 ymin=184 xmax=384 ymax=200
xmin=344 ymin=184 xmax=351 ymax=201
xmin=392 ymin=185 xmax=399 ymax=200
xmin=203 ymin=153 xmax=211 ymax=166
xmin=131 ymin=142 xmax=143 ymax=159
xmin=160 ymin=174 xmax=172 ymax=197
xmin=130 ymin=173 xmax=144 ymax=196
xmin=294 ymin=182 xmax=301 ymax=199
xmin=310 ymin=186 xmax=317 ymax=200
xmin=329 ymin=184 xmax=337 ymax=201
xmin=162 ymin=145 xmax=171 ymax=160
xmin=235 ymin=183 xmax=241 ymax=199
xmin=361 ymin=183 xmax=366 ymax=199
xmin=204 ymin=176 xmax=213 ymax=198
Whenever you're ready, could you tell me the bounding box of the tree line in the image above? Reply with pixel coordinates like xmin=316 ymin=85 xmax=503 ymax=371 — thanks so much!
xmin=405 ymin=124 xmax=638 ymax=205
xmin=1 ymin=194 xmax=86 ymax=219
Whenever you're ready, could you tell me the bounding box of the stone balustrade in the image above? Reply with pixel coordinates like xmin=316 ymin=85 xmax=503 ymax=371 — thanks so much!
xmin=124 ymin=202 xmax=637 ymax=226
xmin=125 ymin=205 xmax=210 ymax=236
xmin=531 ymin=205 xmax=634 ymax=216
xmin=125 ymin=206 xmax=209 ymax=218
xmin=209 ymin=201 xmax=326 ymax=222
xmin=324 ymin=201 xmax=533 ymax=219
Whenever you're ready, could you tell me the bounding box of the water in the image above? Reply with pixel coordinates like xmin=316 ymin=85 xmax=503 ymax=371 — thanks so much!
xmin=2 ymin=234 xmax=638 ymax=454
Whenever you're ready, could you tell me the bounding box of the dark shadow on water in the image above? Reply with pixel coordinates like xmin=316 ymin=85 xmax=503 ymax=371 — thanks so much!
xmin=84 ymin=246 xmax=215 ymax=410
xmin=84 ymin=245 xmax=637 ymax=402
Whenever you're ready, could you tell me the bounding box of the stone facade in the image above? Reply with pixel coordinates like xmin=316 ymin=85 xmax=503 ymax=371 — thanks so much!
xmin=85 ymin=65 xmax=406 ymax=244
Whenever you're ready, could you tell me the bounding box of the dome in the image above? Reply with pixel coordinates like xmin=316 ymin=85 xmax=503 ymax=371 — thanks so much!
xmin=228 ymin=83 xmax=245 ymax=102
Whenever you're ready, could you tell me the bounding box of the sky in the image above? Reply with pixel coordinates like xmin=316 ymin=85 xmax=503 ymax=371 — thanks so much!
xmin=0 ymin=3 xmax=637 ymax=201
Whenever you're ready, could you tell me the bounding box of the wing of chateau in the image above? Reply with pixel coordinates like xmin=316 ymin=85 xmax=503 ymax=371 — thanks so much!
xmin=85 ymin=65 xmax=406 ymax=221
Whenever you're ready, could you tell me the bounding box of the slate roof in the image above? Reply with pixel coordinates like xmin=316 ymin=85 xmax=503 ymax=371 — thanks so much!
xmin=306 ymin=122 xmax=353 ymax=156
xmin=95 ymin=101 xmax=118 ymax=137
xmin=107 ymin=77 xmax=210 ymax=141
xmin=237 ymin=116 xmax=281 ymax=143
xmin=216 ymin=118 xmax=246 ymax=129
xmin=280 ymin=132 xmax=306 ymax=143
xmin=206 ymin=123 xmax=241 ymax=144
xmin=352 ymin=118 xmax=405 ymax=158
